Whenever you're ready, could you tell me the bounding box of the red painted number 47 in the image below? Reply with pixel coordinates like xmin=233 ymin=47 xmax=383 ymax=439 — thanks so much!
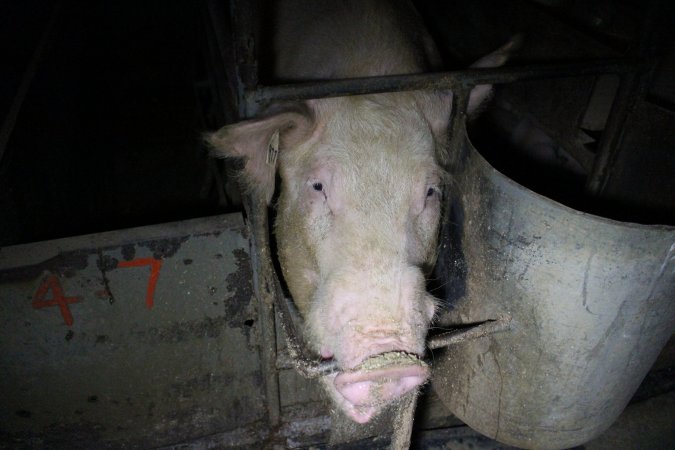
xmin=32 ymin=257 xmax=162 ymax=326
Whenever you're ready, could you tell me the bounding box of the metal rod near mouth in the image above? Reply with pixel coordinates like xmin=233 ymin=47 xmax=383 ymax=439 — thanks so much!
xmin=427 ymin=315 xmax=513 ymax=350
xmin=282 ymin=316 xmax=513 ymax=379
xmin=288 ymin=357 xmax=339 ymax=379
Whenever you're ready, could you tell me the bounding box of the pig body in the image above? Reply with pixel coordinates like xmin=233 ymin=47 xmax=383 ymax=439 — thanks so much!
xmin=209 ymin=0 xmax=508 ymax=423
xmin=274 ymin=0 xmax=442 ymax=80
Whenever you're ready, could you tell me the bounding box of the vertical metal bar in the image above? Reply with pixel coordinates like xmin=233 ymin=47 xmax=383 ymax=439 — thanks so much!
xmin=203 ymin=0 xmax=238 ymax=125
xmin=390 ymin=391 xmax=420 ymax=449
xmin=585 ymin=0 xmax=660 ymax=195
xmin=229 ymin=0 xmax=259 ymax=119
xmin=0 ymin=2 xmax=62 ymax=167
xmin=243 ymin=194 xmax=281 ymax=428
xmin=446 ymin=86 xmax=471 ymax=171
xmin=585 ymin=71 xmax=639 ymax=194
xmin=228 ymin=0 xmax=280 ymax=427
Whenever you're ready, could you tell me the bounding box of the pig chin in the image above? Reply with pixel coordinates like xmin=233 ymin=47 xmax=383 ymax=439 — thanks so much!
xmin=306 ymin=274 xmax=435 ymax=423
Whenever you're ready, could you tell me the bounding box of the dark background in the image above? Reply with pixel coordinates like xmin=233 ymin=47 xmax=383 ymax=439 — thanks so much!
xmin=0 ymin=0 xmax=222 ymax=247
xmin=1 ymin=0 xmax=673 ymax=247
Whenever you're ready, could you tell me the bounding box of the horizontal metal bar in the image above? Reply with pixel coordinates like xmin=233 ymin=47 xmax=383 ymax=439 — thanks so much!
xmin=282 ymin=315 xmax=512 ymax=378
xmin=279 ymin=353 xmax=338 ymax=378
xmin=427 ymin=315 xmax=512 ymax=350
xmin=244 ymin=59 xmax=638 ymax=115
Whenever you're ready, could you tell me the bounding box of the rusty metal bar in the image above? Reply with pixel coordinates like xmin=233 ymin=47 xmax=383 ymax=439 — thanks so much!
xmin=446 ymin=85 xmax=471 ymax=172
xmin=278 ymin=316 xmax=512 ymax=378
xmin=225 ymin=0 xmax=285 ymax=430
xmin=243 ymin=194 xmax=282 ymax=428
xmin=427 ymin=316 xmax=512 ymax=350
xmin=274 ymin=296 xmax=338 ymax=378
xmin=243 ymin=59 xmax=638 ymax=116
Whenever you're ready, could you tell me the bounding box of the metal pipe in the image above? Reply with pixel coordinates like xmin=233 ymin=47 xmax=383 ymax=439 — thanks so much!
xmin=278 ymin=316 xmax=512 ymax=378
xmin=447 ymin=85 xmax=471 ymax=171
xmin=243 ymin=195 xmax=281 ymax=427
xmin=243 ymin=59 xmax=638 ymax=116
xmin=0 ymin=2 xmax=62 ymax=169
xmin=427 ymin=316 xmax=512 ymax=350
xmin=229 ymin=0 xmax=259 ymax=118
xmin=585 ymin=0 xmax=660 ymax=195
xmin=585 ymin=71 xmax=638 ymax=194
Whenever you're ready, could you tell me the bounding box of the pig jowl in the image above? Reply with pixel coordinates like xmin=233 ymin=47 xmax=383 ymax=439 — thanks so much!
xmin=207 ymin=0 xmax=514 ymax=423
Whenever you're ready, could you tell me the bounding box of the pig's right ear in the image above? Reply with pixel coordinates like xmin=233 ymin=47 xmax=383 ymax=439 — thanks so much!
xmin=206 ymin=105 xmax=315 ymax=204
xmin=467 ymin=36 xmax=522 ymax=115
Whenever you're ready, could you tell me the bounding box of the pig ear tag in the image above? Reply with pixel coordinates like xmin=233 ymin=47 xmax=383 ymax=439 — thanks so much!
xmin=266 ymin=129 xmax=280 ymax=165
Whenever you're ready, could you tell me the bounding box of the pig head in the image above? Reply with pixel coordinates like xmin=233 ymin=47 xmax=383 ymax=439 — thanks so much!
xmin=208 ymin=0 xmax=513 ymax=423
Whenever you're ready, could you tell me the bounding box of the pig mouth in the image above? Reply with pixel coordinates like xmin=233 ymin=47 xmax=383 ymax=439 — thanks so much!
xmin=332 ymin=351 xmax=429 ymax=423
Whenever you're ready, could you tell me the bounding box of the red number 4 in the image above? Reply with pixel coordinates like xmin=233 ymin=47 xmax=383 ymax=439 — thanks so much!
xmin=33 ymin=275 xmax=81 ymax=326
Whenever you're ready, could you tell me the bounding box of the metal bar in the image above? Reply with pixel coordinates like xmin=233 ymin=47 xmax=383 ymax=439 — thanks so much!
xmin=274 ymin=295 xmax=338 ymax=378
xmin=243 ymin=59 xmax=638 ymax=116
xmin=279 ymin=316 xmax=512 ymax=379
xmin=391 ymin=390 xmax=420 ymax=450
xmin=229 ymin=0 xmax=259 ymax=118
xmin=243 ymin=195 xmax=281 ymax=428
xmin=0 ymin=2 xmax=62 ymax=168
xmin=446 ymin=85 xmax=471 ymax=171
xmin=225 ymin=0 xmax=283 ymax=429
xmin=427 ymin=316 xmax=512 ymax=350
xmin=585 ymin=71 xmax=639 ymax=194
xmin=585 ymin=0 xmax=661 ymax=195
xmin=204 ymin=0 xmax=238 ymax=125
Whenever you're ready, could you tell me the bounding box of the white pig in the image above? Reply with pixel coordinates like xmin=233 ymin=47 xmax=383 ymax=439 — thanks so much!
xmin=208 ymin=0 xmax=512 ymax=423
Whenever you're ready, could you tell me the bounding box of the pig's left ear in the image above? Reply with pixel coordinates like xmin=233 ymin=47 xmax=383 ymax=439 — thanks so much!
xmin=206 ymin=103 xmax=316 ymax=204
xmin=467 ymin=36 xmax=521 ymax=114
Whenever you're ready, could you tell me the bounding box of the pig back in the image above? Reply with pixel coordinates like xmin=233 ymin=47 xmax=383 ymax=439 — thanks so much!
xmin=273 ymin=0 xmax=442 ymax=80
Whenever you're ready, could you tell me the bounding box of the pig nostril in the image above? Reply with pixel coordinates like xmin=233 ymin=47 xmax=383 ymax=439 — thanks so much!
xmin=334 ymin=362 xmax=429 ymax=408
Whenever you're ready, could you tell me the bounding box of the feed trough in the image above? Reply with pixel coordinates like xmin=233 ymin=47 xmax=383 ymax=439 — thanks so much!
xmin=431 ymin=123 xmax=675 ymax=449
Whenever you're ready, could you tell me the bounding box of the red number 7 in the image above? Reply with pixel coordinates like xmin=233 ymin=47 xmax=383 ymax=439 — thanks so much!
xmin=118 ymin=258 xmax=162 ymax=309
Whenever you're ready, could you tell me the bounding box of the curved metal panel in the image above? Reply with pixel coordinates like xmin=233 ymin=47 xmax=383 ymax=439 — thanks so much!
xmin=432 ymin=131 xmax=675 ymax=449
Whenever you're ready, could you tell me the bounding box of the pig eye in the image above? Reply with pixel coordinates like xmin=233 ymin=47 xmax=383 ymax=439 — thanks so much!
xmin=426 ymin=186 xmax=440 ymax=199
xmin=308 ymin=180 xmax=328 ymax=201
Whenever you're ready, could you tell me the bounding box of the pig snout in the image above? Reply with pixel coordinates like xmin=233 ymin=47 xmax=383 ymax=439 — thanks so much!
xmin=311 ymin=267 xmax=436 ymax=423
xmin=333 ymin=352 xmax=430 ymax=423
